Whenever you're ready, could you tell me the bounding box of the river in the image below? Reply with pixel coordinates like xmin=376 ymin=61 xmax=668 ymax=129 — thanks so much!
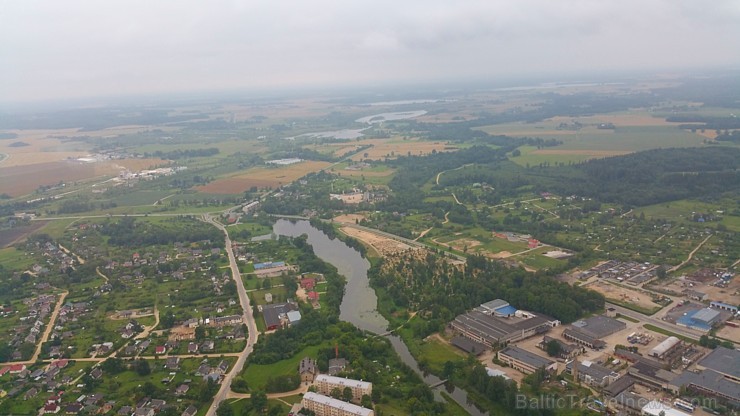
xmin=271 ymin=219 xmax=488 ymax=416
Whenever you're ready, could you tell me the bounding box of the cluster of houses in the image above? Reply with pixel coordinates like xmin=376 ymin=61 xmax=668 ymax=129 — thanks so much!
xmin=0 ymin=360 xmax=73 ymax=405
xmin=6 ymin=294 xmax=57 ymax=358
xmin=26 ymin=241 xmax=78 ymax=274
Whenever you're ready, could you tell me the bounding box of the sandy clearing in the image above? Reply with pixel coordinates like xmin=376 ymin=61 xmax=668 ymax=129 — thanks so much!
xmin=587 ymin=280 xmax=661 ymax=311
xmin=339 ymin=226 xmax=418 ymax=257
xmin=333 ymin=214 xmax=368 ymax=224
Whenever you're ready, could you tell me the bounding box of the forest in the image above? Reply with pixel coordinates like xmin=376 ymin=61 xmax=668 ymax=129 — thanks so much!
xmin=369 ymin=252 xmax=604 ymax=336
xmin=100 ymin=217 xmax=224 ymax=247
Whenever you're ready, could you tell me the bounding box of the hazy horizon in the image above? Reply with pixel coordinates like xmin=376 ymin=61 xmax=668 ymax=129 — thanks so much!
xmin=3 ymin=0 xmax=740 ymax=104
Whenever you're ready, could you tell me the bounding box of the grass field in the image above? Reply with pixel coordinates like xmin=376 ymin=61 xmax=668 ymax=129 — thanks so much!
xmin=240 ymin=344 xmax=325 ymax=391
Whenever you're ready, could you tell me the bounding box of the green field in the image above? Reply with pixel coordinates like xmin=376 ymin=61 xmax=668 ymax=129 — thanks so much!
xmin=0 ymin=247 xmax=35 ymax=270
xmin=240 ymin=344 xmax=325 ymax=391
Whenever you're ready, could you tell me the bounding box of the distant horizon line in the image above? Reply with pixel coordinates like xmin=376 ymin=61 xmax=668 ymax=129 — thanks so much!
xmin=2 ymin=67 xmax=739 ymax=111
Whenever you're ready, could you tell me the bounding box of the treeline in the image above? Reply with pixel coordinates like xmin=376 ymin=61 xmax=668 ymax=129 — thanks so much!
xmin=532 ymin=147 xmax=740 ymax=206
xmin=146 ymin=147 xmax=219 ymax=159
xmin=308 ymin=218 xmax=367 ymax=257
xmin=99 ymin=217 xmax=224 ymax=247
xmin=716 ymin=131 xmax=740 ymax=142
xmin=668 ymin=115 xmax=740 ymax=130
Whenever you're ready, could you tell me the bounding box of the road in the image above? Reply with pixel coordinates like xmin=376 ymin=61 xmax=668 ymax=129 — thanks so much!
xmin=202 ymin=214 xmax=260 ymax=416
xmin=605 ymin=302 xmax=705 ymax=342
xmin=668 ymin=234 xmax=713 ymax=272
xmin=29 ymin=291 xmax=68 ymax=363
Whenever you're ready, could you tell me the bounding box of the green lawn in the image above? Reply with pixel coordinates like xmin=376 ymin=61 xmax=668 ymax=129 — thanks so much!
xmin=240 ymin=344 xmax=326 ymax=391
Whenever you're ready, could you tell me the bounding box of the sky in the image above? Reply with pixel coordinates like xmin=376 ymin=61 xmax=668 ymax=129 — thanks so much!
xmin=2 ymin=0 xmax=740 ymax=103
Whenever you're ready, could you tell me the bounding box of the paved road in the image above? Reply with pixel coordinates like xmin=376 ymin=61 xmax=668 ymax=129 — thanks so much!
xmin=202 ymin=214 xmax=260 ymax=416
xmin=606 ymin=302 xmax=707 ymax=342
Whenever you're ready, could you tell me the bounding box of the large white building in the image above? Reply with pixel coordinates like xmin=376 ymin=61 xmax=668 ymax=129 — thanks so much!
xmin=314 ymin=374 xmax=372 ymax=403
xmin=301 ymin=392 xmax=373 ymax=416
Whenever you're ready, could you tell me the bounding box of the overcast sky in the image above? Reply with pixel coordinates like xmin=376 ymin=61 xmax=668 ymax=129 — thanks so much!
xmin=2 ymin=0 xmax=740 ymax=103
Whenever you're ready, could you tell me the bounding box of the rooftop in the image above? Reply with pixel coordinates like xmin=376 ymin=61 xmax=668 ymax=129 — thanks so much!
xmin=641 ymin=400 xmax=691 ymax=416
xmin=499 ymin=346 xmax=555 ymax=369
xmin=671 ymin=369 xmax=740 ymax=405
xmin=697 ymin=347 xmax=740 ymax=379
xmin=570 ymin=315 xmax=626 ymax=339
xmin=315 ymin=374 xmax=372 ymax=389
xmin=692 ymin=308 xmax=720 ymax=323
xmin=302 ymin=392 xmax=373 ymax=416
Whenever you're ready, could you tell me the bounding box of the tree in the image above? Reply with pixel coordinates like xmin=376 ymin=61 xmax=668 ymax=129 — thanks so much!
xmin=361 ymin=394 xmax=373 ymax=409
xmin=330 ymin=387 xmax=342 ymax=399
xmin=142 ymin=381 xmax=157 ymax=397
xmin=342 ymin=386 xmax=353 ymax=402
xmin=132 ymin=359 xmax=150 ymax=376
xmin=545 ymin=339 xmax=562 ymax=357
xmin=251 ymin=390 xmax=267 ymax=414
xmin=216 ymin=403 xmax=234 ymax=416
xmin=195 ymin=326 xmax=206 ymax=341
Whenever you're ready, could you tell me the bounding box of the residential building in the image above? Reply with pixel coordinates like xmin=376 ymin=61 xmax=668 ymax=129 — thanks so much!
xmin=497 ymin=346 xmax=556 ymax=375
xmin=301 ymin=392 xmax=373 ymax=416
xmin=261 ymin=302 xmax=299 ymax=330
xmin=314 ymin=374 xmax=372 ymax=403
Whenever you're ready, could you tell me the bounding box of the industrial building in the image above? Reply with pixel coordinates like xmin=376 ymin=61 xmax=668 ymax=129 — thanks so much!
xmin=562 ymin=315 xmax=626 ymax=350
xmin=640 ymin=400 xmax=691 ymax=416
xmin=649 ymin=336 xmax=681 ymax=360
xmin=676 ymin=307 xmax=721 ymax=332
xmin=450 ymin=299 xmax=560 ymax=347
xmin=301 ymin=392 xmax=374 ymax=416
xmin=565 ymin=360 xmax=619 ymax=388
xmin=497 ymin=346 xmax=556 ymax=375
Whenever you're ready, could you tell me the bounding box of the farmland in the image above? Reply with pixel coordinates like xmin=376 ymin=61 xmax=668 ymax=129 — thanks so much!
xmin=195 ymin=160 xmax=333 ymax=194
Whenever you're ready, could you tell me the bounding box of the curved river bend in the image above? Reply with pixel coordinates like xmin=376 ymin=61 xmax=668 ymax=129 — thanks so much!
xmin=272 ymin=219 xmax=487 ymax=416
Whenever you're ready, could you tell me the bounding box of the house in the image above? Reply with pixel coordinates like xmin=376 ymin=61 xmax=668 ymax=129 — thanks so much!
xmin=497 ymin=346 xmax=557 ymax=375
xmin=24 ymin=387 xmax=39 ymax=400
xmin=299 ymin=357 xmax=317 ymax=383
xmin=165 ymin=357 xmax=181 ymax=371
xmin=155 ymin=346 xmax=167 ymax=355
xmin=118 ymin=406 xmax=133 ymax=416
xmin=8 ymin=364 xmax=27 ymax=374
xmin=188 ymin=342 xmax=199 ymax=354
xmin=300 ymin=278 xmax=316 ymax=290
xmin=182 ymin=405 xmax=198 ymax=416
xmin=217 ymin=360 xmax=229 ymax=374
xmin=200 ymin=340 xmax=215 ymax=352
xmin=175 ymin=384 xmax=190 ymax=396
xmin=64 ymin=403 xmax=83 ymax=414
xmin=134 ymin=407 xmax=155 ymax=416
xmin=328 ymin=358 xmax=348 ymax=376
xmin=90 ymin=368 xmax=103 ymax=380
xmin=307 ymin=291 xmax=319 ymax=302
xmin=43 ymin=403 xmax=61 ymax=414
xmin=149 ymin=399 xmax=166 ymax=411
